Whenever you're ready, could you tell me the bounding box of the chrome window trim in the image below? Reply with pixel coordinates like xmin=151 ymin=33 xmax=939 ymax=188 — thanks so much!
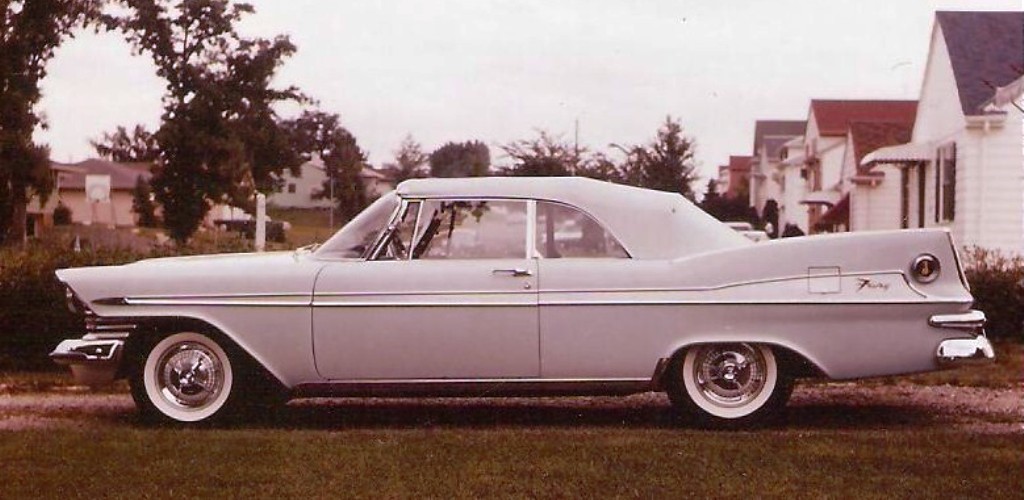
xmin=534 ymin=199 xmax=632 ymax=259
xmin=405 ymin=197 xmax=531 ymax=261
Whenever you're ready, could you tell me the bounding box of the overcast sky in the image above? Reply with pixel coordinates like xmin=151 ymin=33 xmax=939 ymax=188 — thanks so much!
xmin=36 ymin=0 xmax=1020 ymax=182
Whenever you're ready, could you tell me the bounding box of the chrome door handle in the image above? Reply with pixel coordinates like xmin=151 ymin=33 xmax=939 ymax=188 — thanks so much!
xmin=492 ymin=268 xmax=532 ymax=277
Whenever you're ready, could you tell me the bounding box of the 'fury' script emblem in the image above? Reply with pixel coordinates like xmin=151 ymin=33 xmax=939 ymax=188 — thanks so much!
xmin=856 ymin=278 xmax=890 ymax=292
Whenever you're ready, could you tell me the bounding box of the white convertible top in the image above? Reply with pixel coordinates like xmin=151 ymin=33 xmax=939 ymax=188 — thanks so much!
xmin=397 ymin=177 xmax=749 ymax=259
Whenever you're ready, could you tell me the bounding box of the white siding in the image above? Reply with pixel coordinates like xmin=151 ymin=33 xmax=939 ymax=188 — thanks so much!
xmin=850 ymin=165 xmax=902 ymax=232
xmin=270 ymin=160 xmax=332 ymax=209
xmin=913 ymin=25 xmax=967 ymax=141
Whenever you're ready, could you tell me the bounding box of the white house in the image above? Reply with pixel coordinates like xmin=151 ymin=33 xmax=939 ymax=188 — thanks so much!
xmin=774 ymin=135 xmax=809 ymax=233
xmin=270 ymin=156 xmax=395 ymax=209
xmin=748 ymin=120 xmax=805 ymax=218
xmin=860 ymin=11 xmax=1023 ymax=254
xmin=797 ymin=99 xmax=918 ymax=233
xmin=845 ymin=122 xmax=913 ymax=232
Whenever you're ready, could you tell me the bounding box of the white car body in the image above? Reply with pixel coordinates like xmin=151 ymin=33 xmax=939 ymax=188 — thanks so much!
xmin=51 ymin=177 xmax=992 ymax=425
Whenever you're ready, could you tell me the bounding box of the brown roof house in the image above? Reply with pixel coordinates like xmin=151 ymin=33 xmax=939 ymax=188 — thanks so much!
xmin=28 ymin=159 xmax=153 ymax=231
xmin=789 ymin=99 xmax=918 ymax=233
xmin=859 ymin=11 xmax=1023 ymax=254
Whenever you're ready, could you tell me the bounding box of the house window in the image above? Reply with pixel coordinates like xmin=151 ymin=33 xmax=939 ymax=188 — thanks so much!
xmin=287 ymin=183 xmax=296 ymax=194
xmin=934 ymin=143 xmax=956 ymax=222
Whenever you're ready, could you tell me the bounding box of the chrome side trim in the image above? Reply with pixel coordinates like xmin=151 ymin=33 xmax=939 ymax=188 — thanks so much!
xmin=112 ymin=297 xmax=967 ymax=308
xmin=929 ymin=310 xmax=986 ymax=329
xmin=124 ymin=298 xmax=310 ymax=307
xmin=936 ymin=336 xmax=995 ymax=366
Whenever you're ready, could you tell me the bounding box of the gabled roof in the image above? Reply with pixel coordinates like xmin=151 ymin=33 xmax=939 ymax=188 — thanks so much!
xmin=52 ymin=159 xmax=153 ymax=190
xmin=752 ymin=120 xmax=806 ymax=155
xmin=809 ymin=100 xmax=918 ymax=136
xmin=848 ymin=122 xmax=913 ymax=174
xmin=936 ymin=11 xmax=1024 ymax=116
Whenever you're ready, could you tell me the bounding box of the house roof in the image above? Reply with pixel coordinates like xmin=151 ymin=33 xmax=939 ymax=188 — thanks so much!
xmin=937 ymin=11 xmax=1024 ymax=116
xmin=848 ymin=121 xmax=914 ymax=174
xmin=752 ymin=120 xmax=805 ymax=156
xmin=53 ymin=159 xmax=152 ymax=190
xmin=809 ymin=100 xmax=918 ymax=136
xmin=395 ymin=176 xmax=750 ymax=259
xmin=728 ymin=155 xmax=752 ymax=172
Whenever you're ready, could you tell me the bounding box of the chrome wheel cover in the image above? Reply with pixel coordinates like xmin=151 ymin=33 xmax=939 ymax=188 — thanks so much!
xmin=691 ymin=343 xmax=768 ymax=409
xmin=142 ymin=332 xmax=233 ymax=422
xmin=155 ymin=342 xmax=224 ymax=409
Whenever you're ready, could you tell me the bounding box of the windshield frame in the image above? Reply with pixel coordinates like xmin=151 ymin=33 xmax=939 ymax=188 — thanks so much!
xmin=313 ymin=192 xmax=402 ymax=260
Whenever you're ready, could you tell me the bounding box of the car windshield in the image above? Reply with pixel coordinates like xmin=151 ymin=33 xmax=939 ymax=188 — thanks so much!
xmin=315 ymin=193 xmax=400 ymax=258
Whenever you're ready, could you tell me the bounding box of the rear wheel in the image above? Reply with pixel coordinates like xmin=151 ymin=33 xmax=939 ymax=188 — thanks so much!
xmin=667 ymin=343 xmax=792 ymax=428
xmin=130 ymin=331 xmax=238 ymax=424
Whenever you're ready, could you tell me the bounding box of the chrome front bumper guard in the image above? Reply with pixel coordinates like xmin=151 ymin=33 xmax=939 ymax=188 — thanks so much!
xmin=929 ymin=310 xmax=995 ymax=367
xmin=49 ymin=333 xmax=127 ymax=386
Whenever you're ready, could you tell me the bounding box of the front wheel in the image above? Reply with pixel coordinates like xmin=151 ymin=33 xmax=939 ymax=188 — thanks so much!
xmin=666 ymin=343 xmax=792 ymax=428
xmin=131 ymin=331 xmax=236 ymax=424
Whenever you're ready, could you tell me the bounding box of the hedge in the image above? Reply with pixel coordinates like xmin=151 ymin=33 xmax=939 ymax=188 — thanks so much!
xmin=1 ymin=240 xmax=1021 ymax=372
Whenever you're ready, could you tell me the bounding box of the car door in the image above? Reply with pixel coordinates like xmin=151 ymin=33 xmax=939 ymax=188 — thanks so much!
xmin=312 ymin=198 xmax=540 ymax=380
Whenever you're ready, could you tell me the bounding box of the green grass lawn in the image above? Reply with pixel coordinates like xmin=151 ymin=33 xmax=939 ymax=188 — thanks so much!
xmin=267 ymin=206 xmax=339 ymax=247
xmin=1 ymin=427 xmax=1021 ymax=498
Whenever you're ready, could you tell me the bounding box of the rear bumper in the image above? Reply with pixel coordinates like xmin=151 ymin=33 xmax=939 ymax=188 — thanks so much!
xmin=929 ymin=310 xmax=995 ymax=367
xmin=49 ymin=334 xmax=127 ymax=386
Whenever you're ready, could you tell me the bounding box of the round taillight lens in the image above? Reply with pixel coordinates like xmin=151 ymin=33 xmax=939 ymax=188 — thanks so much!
xmin=911 ymin=254 xmax=941 ymax=283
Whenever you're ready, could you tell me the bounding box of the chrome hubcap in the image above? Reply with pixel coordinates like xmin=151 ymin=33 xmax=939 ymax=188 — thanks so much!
xmin=156 ymin=342 xmax=223 ymax=409
xmin=693 ymin=344 xmax=767 ymax=408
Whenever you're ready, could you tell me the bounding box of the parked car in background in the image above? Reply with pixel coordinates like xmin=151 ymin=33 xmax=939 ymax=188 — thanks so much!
xmin=51 ymin=177 xmax=992 ymax=427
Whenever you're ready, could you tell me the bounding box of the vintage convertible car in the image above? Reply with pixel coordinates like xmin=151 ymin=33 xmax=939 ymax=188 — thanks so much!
xmin=50 ymin=177 xmax=993 ymax=427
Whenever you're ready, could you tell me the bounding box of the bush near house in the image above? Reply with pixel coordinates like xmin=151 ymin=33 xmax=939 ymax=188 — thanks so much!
xmin=961 ymin=247 xmax=1024 ymax=342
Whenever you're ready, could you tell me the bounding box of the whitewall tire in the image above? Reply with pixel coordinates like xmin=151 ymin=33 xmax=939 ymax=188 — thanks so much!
xmin=668 ymin=343 xmax=792 ymax=428
xmin=136 ymin=332 xmax=235 ymax=424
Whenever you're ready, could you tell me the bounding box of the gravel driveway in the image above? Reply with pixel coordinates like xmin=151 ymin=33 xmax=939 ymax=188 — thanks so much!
xmin=2 ymin=383 xmax=1021 ymax=432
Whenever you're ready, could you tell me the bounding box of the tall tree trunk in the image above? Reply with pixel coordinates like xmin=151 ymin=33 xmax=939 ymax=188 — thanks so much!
xmin=5 ymin=190 xmax=28 ymax=246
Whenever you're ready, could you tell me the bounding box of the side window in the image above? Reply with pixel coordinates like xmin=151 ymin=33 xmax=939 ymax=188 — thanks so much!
xmin=536 ymin=201 xmax=628 ymax=258
xmin=412 ymin=200 xmax=527 ymax=259
xmin=377 ymin=201 xmax=420 ymax=260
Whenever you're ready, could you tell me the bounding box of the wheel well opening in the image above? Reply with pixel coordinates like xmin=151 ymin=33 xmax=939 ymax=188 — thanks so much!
xmin=655 ymin=342 xmax=826 ymax=390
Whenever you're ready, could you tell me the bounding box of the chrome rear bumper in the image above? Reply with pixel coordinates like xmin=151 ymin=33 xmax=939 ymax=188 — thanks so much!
xmin=49 ymin=334 xmax=127 ymax=386
xmin=929 ymin=310 xmax=995 ymax=367
xmin=936 ymin=336 xmax=995 ymax=366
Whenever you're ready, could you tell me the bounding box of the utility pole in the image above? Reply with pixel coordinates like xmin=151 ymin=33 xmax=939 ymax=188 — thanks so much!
xmin=573 ymin=118 xmax=580 ymax=176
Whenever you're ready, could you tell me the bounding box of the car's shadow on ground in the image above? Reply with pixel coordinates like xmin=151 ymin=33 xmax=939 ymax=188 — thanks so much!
xmin=209 ymin=397 xmax=949 ymax=431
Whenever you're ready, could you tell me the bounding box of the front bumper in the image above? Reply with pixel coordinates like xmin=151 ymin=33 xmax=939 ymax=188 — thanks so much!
xmin=49 ymin=334 xmax=127 ymax=386
xmin=929 ymin=310 xmax=995 ymax=367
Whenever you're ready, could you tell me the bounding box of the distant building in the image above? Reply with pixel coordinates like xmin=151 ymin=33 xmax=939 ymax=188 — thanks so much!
xmin=796 ymin=99 xmax=918 ymax=233
xmin=748 ymin=120 xmax=805 ymax=216
xmin=859 ymin=11 xmax=1023 ymax=254
xmin=270 ymin=156 xmax=395 ymax=209
xmin=28 ymin=159 xmax=153 ymax=232
xmin=725 ymin=155 xmax=752 ymax=200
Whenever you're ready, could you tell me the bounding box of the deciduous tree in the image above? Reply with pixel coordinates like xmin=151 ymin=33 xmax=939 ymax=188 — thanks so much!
xmin=429 ymin=140 xmax=490 ymax=178
xmin=106 ymin=0 xmax=306 ymax=243
xmin=91 ymin=124 xmax=160 ymax=162
xmin=382 ymin=134 xmax=427 ymax=184
xmin=286 ymin=110 xmax=367 ymax=222
xmin=0 ymin=0 xmax=99 ymax=245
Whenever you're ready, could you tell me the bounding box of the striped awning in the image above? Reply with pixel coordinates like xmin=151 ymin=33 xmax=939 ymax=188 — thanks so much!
xmin=861 ymin=141 xmax=933 ymax=166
